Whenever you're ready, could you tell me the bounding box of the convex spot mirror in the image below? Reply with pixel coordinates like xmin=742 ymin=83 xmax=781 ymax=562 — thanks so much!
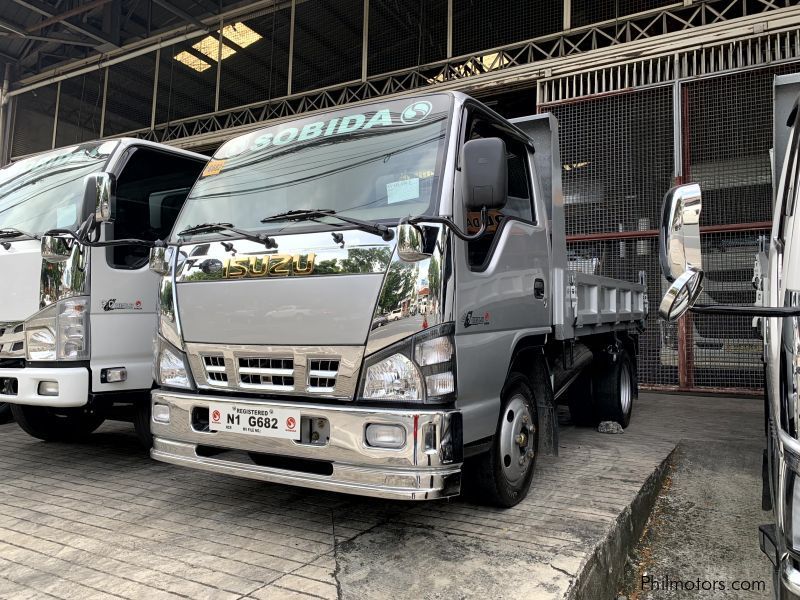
xmin=41 ymin=234 xmax=73 ymax=263
xmin=462 ymin=137 xmax=508 ymax=212
xmin=659 ymin=269 xmax=704 ymax=321
xmin=658 ymin=183 xmax=704 ymax=321
xmin=85 ymin=172 xmax=117 ymax=223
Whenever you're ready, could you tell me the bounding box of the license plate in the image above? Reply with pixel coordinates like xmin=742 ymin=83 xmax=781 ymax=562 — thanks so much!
xmin=209 ymin=404 xmax=301 ymax=440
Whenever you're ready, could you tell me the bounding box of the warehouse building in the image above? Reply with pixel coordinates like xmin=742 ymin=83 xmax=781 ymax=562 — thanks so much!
xmin=1 ymin=0 xmax=798 ymax=394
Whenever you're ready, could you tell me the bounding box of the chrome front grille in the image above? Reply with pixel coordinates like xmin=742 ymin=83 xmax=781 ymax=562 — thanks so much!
xmin=0 ymin=322 xmax=24 ymax=358
xmin=238 ymin=357 xmax=294 ymax=390
xmin=187 ymin=343 xmax=362 ymax=400
xmin=308 ymin=359 xmax=339 ymax=392
xmin=202 ymin=355 xmax=228 ymax=384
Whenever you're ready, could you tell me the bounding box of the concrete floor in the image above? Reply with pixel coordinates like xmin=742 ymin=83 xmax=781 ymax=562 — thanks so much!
xmin=621 ymin=431 xmax=772 ymax=598
xmin=0 ymin=393 xmax=766 ymax=600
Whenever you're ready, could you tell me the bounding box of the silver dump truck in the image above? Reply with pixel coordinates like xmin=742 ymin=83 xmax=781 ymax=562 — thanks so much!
xmin=0 ymin=140 xmax=206 ymax=445
xmin=148 ymin=92 xmax=648 ymax=506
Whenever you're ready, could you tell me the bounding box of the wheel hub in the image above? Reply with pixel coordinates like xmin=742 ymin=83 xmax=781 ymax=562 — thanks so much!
xmin=500 ymin=394 xmax=536 ymax=485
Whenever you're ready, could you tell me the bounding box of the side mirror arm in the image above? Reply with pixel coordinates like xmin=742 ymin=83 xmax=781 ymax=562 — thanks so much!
xmin=689 ymin=304 xmax=800 ymax=317
xmin=406 ymin=207 xmax=488 ymax=242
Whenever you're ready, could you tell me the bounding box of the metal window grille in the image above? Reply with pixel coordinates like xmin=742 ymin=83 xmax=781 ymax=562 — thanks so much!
xmin=452 ymin=0 xmax=562 ymax=57
xmin=572 ymin=1 xmax=679 ymax=28
xmin=156 ymin=38 xmax=216 ymax=124
xmin=10 ymin=85 xmax=57 ymax=157
xmin=291 ymin=0 xmax=363 ymax=94
xmin=104 ymin=54 xmax=157 ymax=137
xmin=55 ymin=71 xmax=103 ymax=147
xmin=367 ymin=0 xmax=448 ymax=76
xmin=218 ymin=7 xmax=292 ymax=111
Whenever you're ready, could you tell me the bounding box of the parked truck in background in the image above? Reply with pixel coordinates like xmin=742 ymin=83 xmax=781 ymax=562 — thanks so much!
xmin=0 ymin=140 xmax=207 ymax=445
xmin=656 ymin=74 xmax=800 ymax=599
xmin=148 ymin=92 xmax=651 ymax=506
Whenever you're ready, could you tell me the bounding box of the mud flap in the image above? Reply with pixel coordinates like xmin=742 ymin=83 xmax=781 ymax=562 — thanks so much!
xmin=537 ymin=396 xmax=559 ymax=457
xmin=529 ymin=355 xmax=558 ymax=457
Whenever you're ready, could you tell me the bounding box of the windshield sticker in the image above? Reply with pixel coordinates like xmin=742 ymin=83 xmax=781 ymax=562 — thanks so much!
xmin=201 ymin=160 xmax=226 ymax=177
xmin=401 ymin=101 xmax=433 ymax=124
xmin=217 ymin=99 xmax=440 ymax=159
xmin=56 ymin=205 xmax=77 ymax=228
xmin=387 ymin=178 xmax=420 ymax=204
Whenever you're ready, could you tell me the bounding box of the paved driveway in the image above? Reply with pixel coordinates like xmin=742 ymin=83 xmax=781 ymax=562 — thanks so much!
xmin=0 ymin=393 xmax=762 ymax=600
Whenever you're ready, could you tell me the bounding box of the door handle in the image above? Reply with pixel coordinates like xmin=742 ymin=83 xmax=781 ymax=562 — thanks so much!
xmin=534 ymin=278 xmax=545 ymax=299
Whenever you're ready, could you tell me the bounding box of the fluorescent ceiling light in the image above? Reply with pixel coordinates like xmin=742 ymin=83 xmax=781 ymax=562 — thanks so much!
xmin=222 ymin=23 xmax=262 ymax=48
xmin=173 ymin=51 xmax=211 ymax=72
xmin=174 ymin=22 xmax=262 ymax=73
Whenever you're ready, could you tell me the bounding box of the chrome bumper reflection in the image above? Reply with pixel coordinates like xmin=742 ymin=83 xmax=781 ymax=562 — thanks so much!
xmin=151 ymin=390 xmax=462 ymax=500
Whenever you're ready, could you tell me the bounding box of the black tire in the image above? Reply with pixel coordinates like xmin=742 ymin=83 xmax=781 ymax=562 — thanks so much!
xmin=133 ymin=401 xmax=153 ymax=449
xmin=10 ymin=405 xmax=105 ymax=442
xmin=465 ymin=372 xmax=539 ymax=508
xmin=593 ymin=348 xmax=636 ymax=428
xmin=0 ymin=402 xmax=12 ymax=424
xmin=567 ymin=370 xmax=596 ymax=426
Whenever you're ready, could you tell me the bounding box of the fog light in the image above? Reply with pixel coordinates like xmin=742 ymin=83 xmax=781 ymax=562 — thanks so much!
xmin=37 ymin=381 xmax=59 ymax=396
xmin=152 ymin=403 xmax=171 ymax=424
xmin=101 ymin=367 xmax=127 ymax=383
xmin=365 ymin=423 xmax=406 ymax=449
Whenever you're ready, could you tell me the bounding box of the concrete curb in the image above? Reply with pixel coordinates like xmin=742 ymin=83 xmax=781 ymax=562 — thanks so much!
xmin=565 ymin=447 xmax=677 ymax=599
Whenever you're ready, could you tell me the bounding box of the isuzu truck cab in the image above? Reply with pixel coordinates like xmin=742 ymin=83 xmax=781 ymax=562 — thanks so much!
xmin=0 ymin=139 xmax=206 ymax=445
xmin=149 ymin=92 xmax=654 ymax=506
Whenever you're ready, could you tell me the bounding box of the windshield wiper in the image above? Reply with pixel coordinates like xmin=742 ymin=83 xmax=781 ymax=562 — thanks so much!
xmin=0 ymin=227 xmax=40 ymax=240
xmin=260 ymin=209 xmax=394 ymax=242
xmin=177 ymin=222 xmax=278 ymax=249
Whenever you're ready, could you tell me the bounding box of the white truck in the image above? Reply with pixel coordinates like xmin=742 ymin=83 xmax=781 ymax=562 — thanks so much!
xmin=148 ymin=92 xmax=652 ymax=506
xmin=657 ymin=75 xmax=800 ymax=600
xmin=0 ymin=139 xmax=207 ymax=445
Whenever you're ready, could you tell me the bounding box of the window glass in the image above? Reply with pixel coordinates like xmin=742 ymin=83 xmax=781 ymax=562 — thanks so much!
xmin=463 ymin=109 xmax=534 ymax=267
xmin=172 ymin=95 xmax=453 ymax=242
xmin=110 ymin=148 xmax=205 ymax=268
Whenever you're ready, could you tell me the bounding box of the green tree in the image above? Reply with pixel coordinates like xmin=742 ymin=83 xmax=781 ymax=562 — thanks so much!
xmin=378 ymin=262 xmax=416 ymax=313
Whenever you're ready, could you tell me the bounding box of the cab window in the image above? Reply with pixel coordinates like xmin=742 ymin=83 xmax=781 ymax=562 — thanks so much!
xmin=109 ymin=147 xmax=205 ymax=269
xmin=463 ymin=108 xmax=534 ymax=267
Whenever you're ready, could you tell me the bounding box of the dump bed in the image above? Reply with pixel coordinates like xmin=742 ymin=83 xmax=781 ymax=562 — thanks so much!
xmin=510 ymin=113 xmax=648 ymax=340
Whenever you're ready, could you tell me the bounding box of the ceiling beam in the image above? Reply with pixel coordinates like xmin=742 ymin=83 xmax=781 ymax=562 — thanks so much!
xmin=11 ymin=0 xmax=119 ymax=47
xmin=0 ymin=31 xmax=99 ymax=48
xmin=150 ymin=0 xmax=212 ymax=32
xmin=25 ymin=0 xmax=113 ymax=33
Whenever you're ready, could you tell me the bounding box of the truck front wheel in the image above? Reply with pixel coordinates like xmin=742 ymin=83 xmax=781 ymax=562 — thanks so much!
xmin=10 ymin=405 xmax=105 ymax=442
xmin=133 ymin=401 xmax=152 ymax=449
xmin=0 ymin=402 xmax=11 ymax=424
xmin=466 ymin=372 xmax=539 ymax=508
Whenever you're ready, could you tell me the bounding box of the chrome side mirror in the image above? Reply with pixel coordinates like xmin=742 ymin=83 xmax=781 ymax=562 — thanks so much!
xmin=86 ymin=172 xmax=116 ymax=223
xmin=659 ymin=183 xmax=702 ymax=282
xmin=658 ymin=183 xmax=704 ymax=321
xmin=397 ymin=223 xmax=432 ymax=263
xmin=149 ymin=246 xmax=170 ymax=275
xmin=41 ymin=234 xmax=73 ymax=263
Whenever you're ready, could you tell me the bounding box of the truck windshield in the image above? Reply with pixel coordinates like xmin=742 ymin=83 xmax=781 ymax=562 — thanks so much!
xmin=0 ymin=141 xmax=117 ymax=235
xmin=172 ymin=95 xmax=452 ymax=240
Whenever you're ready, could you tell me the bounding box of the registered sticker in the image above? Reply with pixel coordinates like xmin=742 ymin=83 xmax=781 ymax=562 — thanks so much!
xmin=209 ymin=404 xmax=300 ymax=440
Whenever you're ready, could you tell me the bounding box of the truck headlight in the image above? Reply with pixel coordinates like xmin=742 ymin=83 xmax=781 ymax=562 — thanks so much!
xmin=359 ymin=323 xmax=456 ymax=404
xmin=25 ymin=297 xmax=90 ymax=361
xmin=155 ymin=336 xmax=194 ymax=389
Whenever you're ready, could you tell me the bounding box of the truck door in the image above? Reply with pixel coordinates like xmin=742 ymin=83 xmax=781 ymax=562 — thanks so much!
xmin=454 ymin=105 xmax=551 ymax=441
xmin=89 ymin=147 xmax=205 ymax=395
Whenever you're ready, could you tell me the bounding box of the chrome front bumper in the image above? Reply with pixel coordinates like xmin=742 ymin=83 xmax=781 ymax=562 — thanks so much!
xmin=151 ymin=390 xmax=463 ymax=500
